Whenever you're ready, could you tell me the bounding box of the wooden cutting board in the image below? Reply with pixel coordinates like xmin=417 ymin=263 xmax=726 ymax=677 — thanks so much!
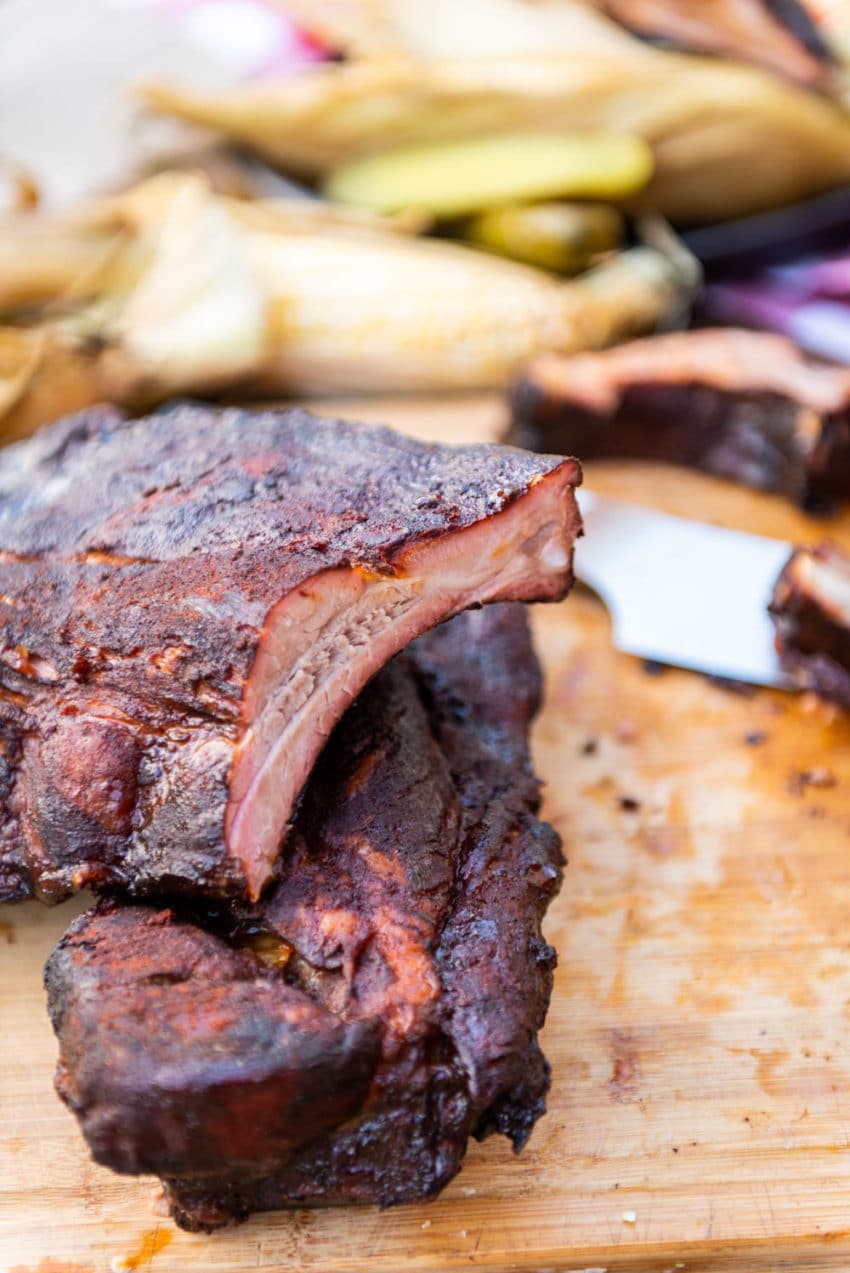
xmin=4 ymin=393 xmax=850 ymax=1273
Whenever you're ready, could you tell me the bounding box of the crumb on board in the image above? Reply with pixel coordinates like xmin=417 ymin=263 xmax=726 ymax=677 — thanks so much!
xmin=803 ymin=767 xmax=836 ymax=788
xmin=787 ymin=767 xmax=837 ymax=795
xmin=622 ymin=1210 xmax=637 ymax=1224
xmin=618 ymin=795 xmax=641 ymax=813
xmin=420 ymin=1220 xmax=431 ymax=1230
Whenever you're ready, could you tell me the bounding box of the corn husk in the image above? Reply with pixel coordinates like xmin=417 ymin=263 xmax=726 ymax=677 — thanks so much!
xmin=142 ymin=45 xmax=850 ymax=224
xmin=0 ymin=328 xmax=112 ymax=444
xmin=0 ymin=194 xmax=429 ymax=324
xmin=276 ymin=0 xmax=848 ymax=103
xmin=0 ymin=172 xmax=696 ymax=436
xmin=274 ymin=0 xmax=639 ymax=60
xmin=0 ymin=222 xmax=126 ymax=315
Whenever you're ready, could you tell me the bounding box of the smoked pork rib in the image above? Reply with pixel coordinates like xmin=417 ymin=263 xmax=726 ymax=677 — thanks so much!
xmin=0 ymin=403 xmax=580 ymax=903
xmin=46 ymin=605 xmax=563 ymax=1231
xmin=508 ymin=329 xmax=850 ymax=511
xmin=770 ymin=541 xmax=850 ymax=706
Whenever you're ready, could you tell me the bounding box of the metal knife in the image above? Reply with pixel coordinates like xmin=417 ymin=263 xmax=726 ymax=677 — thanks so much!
xmin=575 ymin=490 xmax=793 ymax=688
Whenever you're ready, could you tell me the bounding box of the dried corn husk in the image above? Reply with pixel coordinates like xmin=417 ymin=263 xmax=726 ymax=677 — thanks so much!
xmin=275 ymin=0 xmax=848 ymax=105
xmin=0 ymin=328 xmax=111 ymax=444
xmin=0 ymin=222 xmax=125 ymax=315
xmin=0 ymin=191 xmax=426 ymax=321
xmin=274 ymin=0 xmax=639 ymax=60
xmin=0 ymin=172 xmax=696 ymax=436
xmin=142 ymin=46 xmax=850 ymax=223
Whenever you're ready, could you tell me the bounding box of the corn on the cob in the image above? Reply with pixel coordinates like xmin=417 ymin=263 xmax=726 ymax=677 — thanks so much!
xmin=244 ymin=219 xmax=690 ymax=392
xmin=0 ymin=173 xmax=696 ymax=436
xmin=142 ymin=44 xmax=850 ymax=223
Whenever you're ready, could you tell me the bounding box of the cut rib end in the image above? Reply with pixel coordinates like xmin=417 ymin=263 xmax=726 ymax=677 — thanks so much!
xmin=226 ymin=459 xmax=582 ymax=899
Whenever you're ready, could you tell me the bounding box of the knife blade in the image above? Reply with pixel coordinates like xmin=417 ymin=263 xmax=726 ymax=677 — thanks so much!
xmin=575 ymin=490 xmax=794 ymax=688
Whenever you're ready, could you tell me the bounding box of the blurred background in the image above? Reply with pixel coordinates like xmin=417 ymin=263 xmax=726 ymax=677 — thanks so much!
xmin=3 ymin=0 xmax=850 ymax=435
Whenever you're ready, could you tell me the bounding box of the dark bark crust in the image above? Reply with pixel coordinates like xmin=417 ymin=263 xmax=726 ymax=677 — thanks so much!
xmin=0 ymin=402 xmax=577 ymax=903
xmin=509 ymin=332 xmax=850 ymax=512
xmin=770 ymin=542 xmax=850 ymax=706
xmin=45 ymin=605 xmax=564 ymax=1231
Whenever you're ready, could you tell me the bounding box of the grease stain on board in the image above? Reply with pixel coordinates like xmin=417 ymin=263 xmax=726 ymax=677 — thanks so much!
xmin=608 ymin=1028 xmax=642 ymax=1103
xmin=111 ymin=1228 xmax=172 ymax=1272
xmin=752 ymin=1048 xmax=789 ymax=1092
xmin=729 ymin=1047 xmax=791 ymax=1093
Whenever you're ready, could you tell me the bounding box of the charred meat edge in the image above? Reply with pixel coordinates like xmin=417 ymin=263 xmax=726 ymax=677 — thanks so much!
xmin=508 ymin=329 xmax=850 ymax=511
xmin=228 ymin=463 xmax=578 ymax=895
xmin=770 ymin=541 xmax=850 ymax=706
xmin=45 ymin=605 xmax=563 ymax=1229
xmin=0 ymin=403 xmax=581 ymax=902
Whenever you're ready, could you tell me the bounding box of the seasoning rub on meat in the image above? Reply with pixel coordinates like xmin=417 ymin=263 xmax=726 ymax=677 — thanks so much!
xmin=46 ymin=605 xmax=563 ymax=1230
xmin=0 ymin=403 xmax=581 ymax=904
xmin=509 ymin=329 xmax=850 ymax=511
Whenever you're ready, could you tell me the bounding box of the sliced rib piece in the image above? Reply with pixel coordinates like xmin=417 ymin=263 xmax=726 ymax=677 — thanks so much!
xmin=770 ymin=541 xmax=850 ymax=707
xmin=46 ymin=604 xmax=564 ymax=1231
xmin=0 ymin=403 xmax=580 ymax=903
xmin=508 ymin=328 xmax=850 ymax=511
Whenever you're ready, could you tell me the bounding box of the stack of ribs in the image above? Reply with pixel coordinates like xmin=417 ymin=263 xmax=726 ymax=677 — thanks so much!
xmin=0 ymin=402 xmax=582 ymax=1230
xmin=508 ymin=328 xmax=850 ymax=512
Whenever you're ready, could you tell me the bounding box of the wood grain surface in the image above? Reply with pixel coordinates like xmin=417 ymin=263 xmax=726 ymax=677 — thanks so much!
xmin=4 ymin=393 xmax=850 ymax=1273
